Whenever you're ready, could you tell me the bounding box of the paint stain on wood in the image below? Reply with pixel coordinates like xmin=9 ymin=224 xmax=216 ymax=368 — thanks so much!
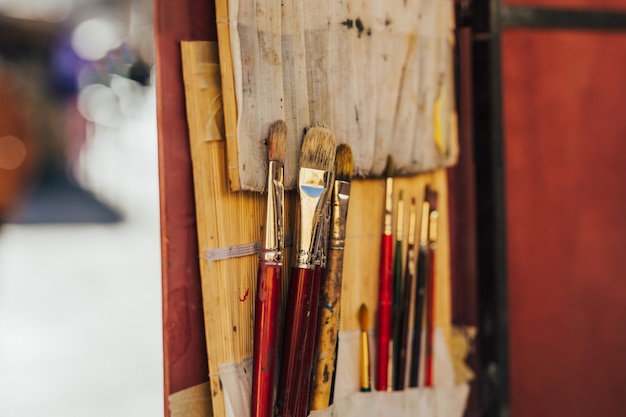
xmin=240 ymin=288 xmax=249 ymax=302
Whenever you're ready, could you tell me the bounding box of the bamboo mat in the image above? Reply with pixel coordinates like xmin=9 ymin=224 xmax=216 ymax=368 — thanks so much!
xmin=182 ymin=41 xmax=454 ymax=417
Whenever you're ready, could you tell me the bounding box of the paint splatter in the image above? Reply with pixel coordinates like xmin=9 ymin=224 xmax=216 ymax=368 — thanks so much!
xmin=240 ymin=288 xmax=249 ymax=302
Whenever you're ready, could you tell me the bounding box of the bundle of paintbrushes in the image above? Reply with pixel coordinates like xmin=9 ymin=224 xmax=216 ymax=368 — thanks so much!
xmin=250 ymin=124 xmax=354 ymax=417
xmin=375 ymin=181 xmax=439 ymax=391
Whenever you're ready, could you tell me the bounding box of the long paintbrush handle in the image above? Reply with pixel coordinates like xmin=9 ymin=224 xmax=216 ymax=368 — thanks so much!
xmin=391 ymin=239 xmax=403 ymax=388
xmin=310 ymin=248 xmax=344 ymax=409
xmin=252 ymin=261 xmax=282 ymax=417
xmin=424 ymin=250 xmax=436 ymax=387
xmin=409 ymin=248 xmax=427 ymax=387
xmin=376 ymin=233 xmax=394 ymax=391
xmin=395 ymin=242 xmax=416 ymax=390
xmin=276 ymin=267 xmax=315 ymax=417
xmin=296 ymin=266 xmax=323 ymax=416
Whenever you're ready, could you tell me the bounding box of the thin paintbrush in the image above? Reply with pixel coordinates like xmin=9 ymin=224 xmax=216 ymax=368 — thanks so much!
xmin=376 ymin=155 xmax=395 ymax=391
xmin=394 ymin=198 xmax=417 ymax=390
xmin=424 ymin=189 xmax=439 ymax=387
xmin=252 ymin=120 xmax=286 ymax=417
xmin=276 ymin=127 xmax=335 ymax=417
xmin=359 ymin=303 xmax=372 ymax=392
xmin=409 ymin=187 xmax=431 ymax=387
xmin=391 ymin=191 xmax=404 ymax=389
xmin=310 ymin=144 xmax=353 ymax=410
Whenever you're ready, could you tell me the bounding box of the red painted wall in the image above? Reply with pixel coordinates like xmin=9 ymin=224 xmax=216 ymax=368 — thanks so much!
xmin=502 ymin=29 xmax=626 ymax=417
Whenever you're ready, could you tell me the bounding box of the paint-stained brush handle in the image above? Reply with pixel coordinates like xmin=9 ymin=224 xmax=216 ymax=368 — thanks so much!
xmin=276 ymin=266 xmax=315 ymax=417
xmin=252 ymin=261 xmax=282 ymax=417
xmin=311 ymin=251 xmax=343 ymax=409
xmin=376 ymin=233 xmax=394 ymax=391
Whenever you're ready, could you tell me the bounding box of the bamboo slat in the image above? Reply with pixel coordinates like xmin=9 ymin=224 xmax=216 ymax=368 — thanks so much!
xmin=181 ymin=41 xmax=295 ymax=417
xmin=214 ymin=0 xmax=242 ymax=190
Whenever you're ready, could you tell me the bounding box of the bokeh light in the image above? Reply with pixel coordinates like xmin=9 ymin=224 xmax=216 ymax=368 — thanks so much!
xmin=0 ymin=135 xmax=27 ymax=170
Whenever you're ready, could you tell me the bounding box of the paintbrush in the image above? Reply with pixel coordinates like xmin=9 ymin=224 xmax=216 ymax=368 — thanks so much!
xmin=376 ymin=155 xmax=394 ymax=391
xmin=276 ymin=127 xmax=335 ymax=417
xmin=310 ymin=144 xmax=353 ymax=410
xmin=424 ymin=189 xmax=439 ymax=387
xmin=394 ymin=197 xmax=417 ymax=390
xmin=252 ymin=120 xmax=286 ymax=417
xmin=359 ymin=303 xmax=372 ymax=392
xmin=409 ymin=186 xmax=431 ymax=387
xmin=391 ymin=191 xmax=404 ymax=390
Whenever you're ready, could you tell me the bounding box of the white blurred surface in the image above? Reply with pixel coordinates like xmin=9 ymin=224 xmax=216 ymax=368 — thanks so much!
xmin=0 ymin=84 xmax=163 ymax=417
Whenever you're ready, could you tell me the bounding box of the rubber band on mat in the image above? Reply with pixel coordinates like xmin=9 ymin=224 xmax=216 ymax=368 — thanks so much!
xmin=203 ymin=235 xmax=293 ymax=264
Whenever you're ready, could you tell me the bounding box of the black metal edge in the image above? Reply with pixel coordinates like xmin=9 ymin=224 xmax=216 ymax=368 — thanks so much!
xmin=500 ymin=5 xmax=626 ymax=31
xmin=472 ymin=0 xmax=510 ymax=416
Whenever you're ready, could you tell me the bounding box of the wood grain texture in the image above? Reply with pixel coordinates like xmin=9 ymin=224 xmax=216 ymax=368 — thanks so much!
xmin=181 ymin=41 xmax=295 ymax=417
xmin=502 ymin=30 xmax=626 ymax=417
xmin=215 ymin=0 xmax=241 ymax=190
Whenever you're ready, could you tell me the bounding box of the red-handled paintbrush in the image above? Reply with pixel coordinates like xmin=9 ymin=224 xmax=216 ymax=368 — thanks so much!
xmin=376 ymin=156 xmax=395 ymax=391
xmin=252 ymin=120 xmax=286 ymax=417
xmin=424 ymin=189 xmax=439 ymax=388
xmin=276 ymin=127 xmax=336 ymax=417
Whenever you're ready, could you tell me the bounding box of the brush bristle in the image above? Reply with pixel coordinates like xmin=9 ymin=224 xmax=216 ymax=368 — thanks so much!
xmin=383 ymin=155 xmax=395 ymax=178
xmin=268 ymin=120 xmax=286 ymax=163
xmin=358 ymin=303 xmax=368 ymax=332
xmin=300 ymin=127 xmax=336 ymax=171
xmin=334 ymin=144 xmax=353 ymax=181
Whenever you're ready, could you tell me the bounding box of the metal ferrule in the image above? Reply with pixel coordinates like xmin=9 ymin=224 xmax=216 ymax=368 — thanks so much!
xmin=383 ymin=177 xmax=393 ymax=236
xmin=328 ymin=180 xmax=351 ymax=250
xmin=295 ymin=167 xmax=334 ymax=269
xmin=262 ymin=160 xmax=284 ymax=263
xmin=419 ymin=201 xmax=431 ymax=248
xmin=313 ymin=194 xmax=333 ymax=268
xmin=407 ymin=201 xmax=417 ymax=246
xmin=429 ymin=209 xmax=439 ymax=250
xmin=395 ymin=197 xmax=404 ymax=241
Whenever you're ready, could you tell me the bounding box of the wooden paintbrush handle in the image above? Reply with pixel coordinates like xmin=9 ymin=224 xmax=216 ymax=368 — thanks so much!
xmin=310 ymin=249 xmax=344 ymax=409
xmin=424 ymin=250 xmax=436 ymax=387
xmin=376 ymin=233 xmax=394 ymax=391
xmin=276 ymin=266 xmax=315 ymax=417
xmin=409 ymin=247 xmax=428 ymax=387
xmin=252 ymin=261 xmax=282 ymax=417
xmin=296 ymin=266 xmax=323 ymax=416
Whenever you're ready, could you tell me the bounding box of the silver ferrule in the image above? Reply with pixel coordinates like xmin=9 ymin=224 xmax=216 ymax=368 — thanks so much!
xmin=262 ymin=160 xmax=284 ymax=262
xmin=295 ymin=167 xmax=334 ymax=269
xmin=419 ymin=201 xmax=431 ymax=248
xmin=383 ymin=177 xmax=393 ymax=236
xmin=407 ymin=201 xmax=417 ymax=246
xmin=328 ymin=180 xmax=351 ymax=250
xmin=429 ymin=209 xmax=439 ymax=250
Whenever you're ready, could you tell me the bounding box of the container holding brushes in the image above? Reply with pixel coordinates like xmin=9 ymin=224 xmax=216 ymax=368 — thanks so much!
xmin=159 ymin=0 xmax=474 ymax=413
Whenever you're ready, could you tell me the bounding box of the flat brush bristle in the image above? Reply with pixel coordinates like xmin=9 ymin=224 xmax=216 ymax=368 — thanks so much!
xmin=268 ymin=119 xmax=286 ymax=163
xmin=384 ymin=155 xmax=395 ymax=178
xmin=300 ymin=127 xmax=336 ymax=171
xmin=359 ymin=303 xmax=368 ymax=331
xmin=334 ymin=144 xmax=353 ymax=182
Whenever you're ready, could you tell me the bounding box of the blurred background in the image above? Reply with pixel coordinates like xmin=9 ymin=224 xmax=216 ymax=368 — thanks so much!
xmin=0 ymin=0 xmax=163 ymax=416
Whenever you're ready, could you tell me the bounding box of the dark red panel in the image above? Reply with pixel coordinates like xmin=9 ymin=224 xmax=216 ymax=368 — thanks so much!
xmin=153 ymin=0 xmax=216 ymax=411
xmin=502 ymin=30 xmax=626 ymax=417
xmin=503 ymin=0 xmax=626 ymax=11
